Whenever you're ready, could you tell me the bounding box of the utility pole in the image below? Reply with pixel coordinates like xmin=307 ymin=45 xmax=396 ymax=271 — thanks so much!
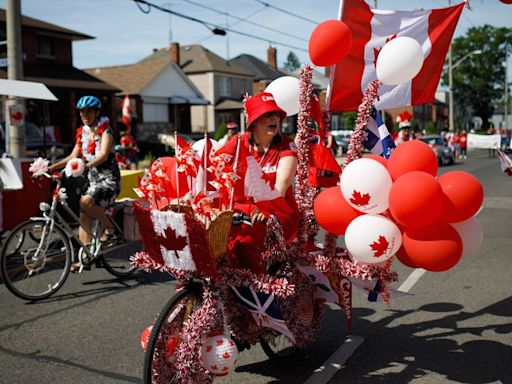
xmin=6 ymin=0 xmax=25 ymax=158
xmin=505 ymin=41 xmax=509 ymax=132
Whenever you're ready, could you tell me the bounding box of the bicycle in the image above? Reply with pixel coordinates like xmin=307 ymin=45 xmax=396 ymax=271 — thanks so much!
xmin=133 ymin=204 xmax=362 ymax=384
xmin=0 ymin=168 xmax=140 ymax=301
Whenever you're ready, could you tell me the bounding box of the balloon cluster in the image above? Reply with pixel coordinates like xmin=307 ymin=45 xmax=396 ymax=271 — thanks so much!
xmin=314 ymin=140 xmax=484 ymax=272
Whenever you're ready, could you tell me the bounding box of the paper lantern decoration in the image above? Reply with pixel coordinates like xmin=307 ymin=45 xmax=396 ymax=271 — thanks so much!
xmin=265 ymin=76 xmax=300 ymax=116
xmin=313 ymin=186 xmax=362 ymax=235
xmin=438 ymin=171 xmax=484 ymax=223
xmin=308 ymin=20 xmax=352 ymax=66
xmin=376 ymin=36 xmax=424 ymax=85
xmin=140 ymin=325 xmax=153 ymax=352
xmin=344 ymin=214 xmax=402 ymax=264
xmin=387 ymin=140 xmax=438 ymax=180
xmin=340 ymin=158 xmax=393 ymax=214
xmin=200 ymin=334 xmax=238 ymax=377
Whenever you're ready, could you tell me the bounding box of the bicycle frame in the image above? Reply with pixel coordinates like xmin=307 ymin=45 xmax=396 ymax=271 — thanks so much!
xmin=31 ymin=174 xmax=124 ymax=264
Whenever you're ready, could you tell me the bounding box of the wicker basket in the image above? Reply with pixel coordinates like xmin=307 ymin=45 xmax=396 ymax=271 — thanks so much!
xmin=207 ymin=210 xmax=233 ymax=260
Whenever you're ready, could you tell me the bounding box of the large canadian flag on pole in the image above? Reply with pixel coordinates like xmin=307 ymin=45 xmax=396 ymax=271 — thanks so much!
xmin=122 ymin=95 xmax=132 ymax=128
xmin=327 ymin=0 xmax=464 ymax=111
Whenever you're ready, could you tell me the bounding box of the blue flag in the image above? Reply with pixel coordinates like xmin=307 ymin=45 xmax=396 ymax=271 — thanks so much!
xmin=363 ymin=108 xmax=396 ymax=159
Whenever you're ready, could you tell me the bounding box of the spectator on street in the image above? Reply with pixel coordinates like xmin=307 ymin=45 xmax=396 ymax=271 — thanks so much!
xmin=218 ymin=122 xmax=239 ymax=147
xmin=459 ymin=130 xmax=468 ymax=160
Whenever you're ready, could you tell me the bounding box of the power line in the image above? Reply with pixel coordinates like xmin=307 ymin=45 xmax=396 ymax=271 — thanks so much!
xmin=132 ymin=0 xmax=308 ymax=52
xmin=251 ymin=0 xmax=320 ymax=25
xmin=181 ymin=0 xmax=308 ymax=42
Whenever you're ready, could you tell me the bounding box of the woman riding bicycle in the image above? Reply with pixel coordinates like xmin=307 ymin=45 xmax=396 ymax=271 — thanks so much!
xmin=222 ymin=92 xmax=299 ymax=274
xmin=48 ymin=95 xmax=121 ymax=271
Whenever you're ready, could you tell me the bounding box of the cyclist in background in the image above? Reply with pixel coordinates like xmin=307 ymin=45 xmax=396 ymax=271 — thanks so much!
xmin=48 ymin=96 xmax=121 ymax=271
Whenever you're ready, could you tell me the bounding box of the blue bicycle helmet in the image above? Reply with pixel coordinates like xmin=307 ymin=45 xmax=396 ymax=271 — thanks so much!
xmin=76 ymin=95 xmax=102 ymax=110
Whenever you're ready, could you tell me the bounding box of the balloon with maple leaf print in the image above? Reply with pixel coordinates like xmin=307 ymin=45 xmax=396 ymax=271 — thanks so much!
xmin=344 ymin=214 xmax=402 ymax=264
xmin=200 ymin=334 xmax=238 ymax=377
xmin=340 ymin=158 xmax=393 ymax=214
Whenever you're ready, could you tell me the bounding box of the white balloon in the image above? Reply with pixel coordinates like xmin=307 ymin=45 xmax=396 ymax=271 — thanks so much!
xmin=345 ymin=214 xmax=402 ymax=264
xmin=376 ymin=36 xmax=424 ymax=86
xmin=451 ymin=217 xmax=484 ymax=257
xmin=264 ymin=76 xmax=300 ymax=116
xmin=340 ymin=158 xmax=392 ymax=214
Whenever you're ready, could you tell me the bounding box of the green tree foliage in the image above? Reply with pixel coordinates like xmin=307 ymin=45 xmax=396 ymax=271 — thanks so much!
xmin=341 ymin=112 xmax=357 ymax=130
xmin=442 ymin=25 xmax=512 ymax=131
xmin=283 ymin=51 xmax=301 ymax=72
xmin=214 ymin=122 xmax=227 ymax=141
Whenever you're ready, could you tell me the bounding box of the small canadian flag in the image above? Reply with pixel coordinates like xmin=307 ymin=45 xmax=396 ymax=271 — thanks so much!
xmin=122 ymin=95 xmax=131 ymax=128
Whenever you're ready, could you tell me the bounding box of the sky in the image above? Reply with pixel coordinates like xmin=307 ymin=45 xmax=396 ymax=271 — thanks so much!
xmin=1 ymin=0 xmax=510 ymax=70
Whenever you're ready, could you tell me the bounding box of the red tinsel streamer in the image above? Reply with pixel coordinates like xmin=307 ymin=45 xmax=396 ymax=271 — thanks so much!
xmin=344 ymin=79 xmax=380 ymax=166
xmin=378 ymin=257 xmax=399 ymax=304
xmin=174 ymin=289 xmax=223 ymax=384
xmin=294 ymin=65 xmax=316 ymax=244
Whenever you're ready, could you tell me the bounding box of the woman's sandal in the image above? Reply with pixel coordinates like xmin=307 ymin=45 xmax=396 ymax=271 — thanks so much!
xmin=100 ymin=229 xmax=119 ymax=247
xmin=70 ymin=257 xmax=91 ymax=273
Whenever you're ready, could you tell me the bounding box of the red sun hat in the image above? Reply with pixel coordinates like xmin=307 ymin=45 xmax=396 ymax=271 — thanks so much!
xmin=245 ymin=92 xmax=286 ymax=129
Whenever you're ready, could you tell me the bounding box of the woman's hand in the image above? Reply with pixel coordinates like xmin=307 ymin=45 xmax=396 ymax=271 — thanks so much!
xmin=251 ymin=207 xmax=266 ymax=224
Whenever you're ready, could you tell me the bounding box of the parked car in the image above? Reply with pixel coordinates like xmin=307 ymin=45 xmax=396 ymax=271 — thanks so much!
xmin=331 ymin=130 xmax=352 ymax=155
xmin=418 ymin=135 xmax=455 ymax=166
xmin=0 ymin=121 xmax=64 ymax=158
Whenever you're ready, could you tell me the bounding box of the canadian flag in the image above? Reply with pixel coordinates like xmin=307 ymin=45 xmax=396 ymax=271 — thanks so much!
xmin=122 ymin=95 xmax=131 ymax=128
xmin=328 ymin=0 xmax=464 ymax=111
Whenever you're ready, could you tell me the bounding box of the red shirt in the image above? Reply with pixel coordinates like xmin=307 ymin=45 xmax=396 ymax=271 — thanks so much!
xmin=223 ymin=132 xmax=297 ymax=205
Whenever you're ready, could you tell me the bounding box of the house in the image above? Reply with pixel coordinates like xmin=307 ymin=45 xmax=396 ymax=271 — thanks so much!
xmin=229 ymin=46 xmax=284 ymax=95
xmin=139 ymin=43 xmax=253 ymax=133
xmin=84 ymin=52 xmax=208 ymax=144
xmin=0 ymin=9 xmax=119 ymax=148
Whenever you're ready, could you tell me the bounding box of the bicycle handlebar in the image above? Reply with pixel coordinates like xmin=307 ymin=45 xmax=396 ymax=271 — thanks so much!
xmin=232 ymin=212 xmax=252 ymax=226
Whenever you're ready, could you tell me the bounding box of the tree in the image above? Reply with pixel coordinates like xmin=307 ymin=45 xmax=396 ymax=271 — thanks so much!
xmin=442 ymin=25 xmax=512 ymax=131
xmin=283 ymin=51 xmax=301 ymax=72
xmin=341 ymin=112 xmax=357 ymax=130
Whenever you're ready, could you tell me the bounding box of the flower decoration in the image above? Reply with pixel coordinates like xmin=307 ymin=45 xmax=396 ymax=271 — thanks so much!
xmin=29 ymin=157 xmax=49 ymax=177
xmin=64 ymin=158 xmax=85 ymax=178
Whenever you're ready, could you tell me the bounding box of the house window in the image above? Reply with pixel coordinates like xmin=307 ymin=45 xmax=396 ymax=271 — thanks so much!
xmin=37 ymin=36 xmax=55 ymax=59
xmin=219 ymin=76 xmax=231 ymax=97
xmin=143 ymin=103 xmax=168 ymax=122
xmin=0 ymin=28 xmax=6 ymax=61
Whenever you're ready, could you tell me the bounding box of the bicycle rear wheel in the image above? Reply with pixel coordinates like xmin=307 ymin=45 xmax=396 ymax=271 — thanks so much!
xmin=100 ymin=238 xmax=141 ymax=278
xmin=143 ymin=285 xmax=204 ymax=384
xmin=1 ymin=220 xmax=71 ymax=301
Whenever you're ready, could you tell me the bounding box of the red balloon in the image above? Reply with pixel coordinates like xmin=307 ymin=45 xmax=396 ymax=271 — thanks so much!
xmin=387 ymin=140 xmax=438 ymax=180
xmin=364 ymin=154 xmax=388 ymax=168
xmin=402 ymin=224 xmax=463 ymax=272
xmin=438 ymin=171 xmax=483 ymax=223
xmin=396 ymin=246 xmax=420 ymax=268
xmin=388 ymin=171 xmax=444 ymax=228
xmin=499 ymin=0 xmax=512 ymax=4
xmin=314 ymin=186 xmax=362 ymax=235
xmin=308 ymin=20 xmax=352 ymax=66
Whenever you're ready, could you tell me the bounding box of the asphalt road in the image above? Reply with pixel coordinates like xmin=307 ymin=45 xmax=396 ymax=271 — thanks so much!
xmin=0 ymin=149 xmax=511 ymax=384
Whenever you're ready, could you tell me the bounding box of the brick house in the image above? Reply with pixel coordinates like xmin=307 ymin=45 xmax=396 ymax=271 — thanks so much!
xmin=0 ymin=9 xmax=119 ymax=148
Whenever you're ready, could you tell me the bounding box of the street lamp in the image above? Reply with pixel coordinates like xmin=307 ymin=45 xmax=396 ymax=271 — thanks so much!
xmin=448 ymin=48 xmax=482 ymax=132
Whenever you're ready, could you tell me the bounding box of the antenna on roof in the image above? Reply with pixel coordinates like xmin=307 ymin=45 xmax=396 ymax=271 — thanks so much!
xmin=163 ymin=2 xmax=173 ymax=44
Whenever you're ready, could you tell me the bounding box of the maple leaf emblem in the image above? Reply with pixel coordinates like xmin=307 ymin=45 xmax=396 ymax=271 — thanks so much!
xmin=370 ymin=235 xmax=389 ymax=257
xmin=349 ymin=190 xmax=371 ymax=206
xmin=156 ymin=227 xmax=187 ymax=253
xmin=373 ymin=34 xmax=398 ymax=67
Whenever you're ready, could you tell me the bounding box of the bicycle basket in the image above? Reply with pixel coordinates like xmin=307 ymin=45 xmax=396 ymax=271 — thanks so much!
xmin=206 ymin=210 xmax=233 ymax=261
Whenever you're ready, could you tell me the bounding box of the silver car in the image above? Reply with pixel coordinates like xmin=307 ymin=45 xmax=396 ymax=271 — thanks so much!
xmin=418 ymin=135 xmax=455 ymax=166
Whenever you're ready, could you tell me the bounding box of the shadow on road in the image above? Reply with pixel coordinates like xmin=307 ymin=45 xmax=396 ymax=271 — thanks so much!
xmin=237 ymin=297 xmax=512 ymax=383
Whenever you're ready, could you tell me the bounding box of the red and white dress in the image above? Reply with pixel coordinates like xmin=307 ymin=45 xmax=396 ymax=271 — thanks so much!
xmin=222 ymin=132 xmax=299 ymax=273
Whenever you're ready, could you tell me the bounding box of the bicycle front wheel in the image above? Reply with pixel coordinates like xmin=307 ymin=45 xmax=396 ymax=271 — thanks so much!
xmin=1 ymin=220 xmax=72 ymax=301
xmin=100 ymin=238 xmax=141 ymax=278
xmin=143 ymin=285 xmax=204 ymax=384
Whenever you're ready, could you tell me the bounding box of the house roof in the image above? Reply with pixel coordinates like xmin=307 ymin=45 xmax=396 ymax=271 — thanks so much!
xmin=0 ymin=63 xmax=119 ymax=91
xmin=215 ymin=99 xmax=243 ymax=110
xmin=229 ymin=54 xmax=284 ymax=82
xmin=290 ymin=68 xmax=330 ymax=91
xmin=84 ymin=61 xmax=205 ymax=101
xmin=141 ymin=44 xmax=252 ymax=77
xmin=0 ymin=9 xmax=93 ymax=41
